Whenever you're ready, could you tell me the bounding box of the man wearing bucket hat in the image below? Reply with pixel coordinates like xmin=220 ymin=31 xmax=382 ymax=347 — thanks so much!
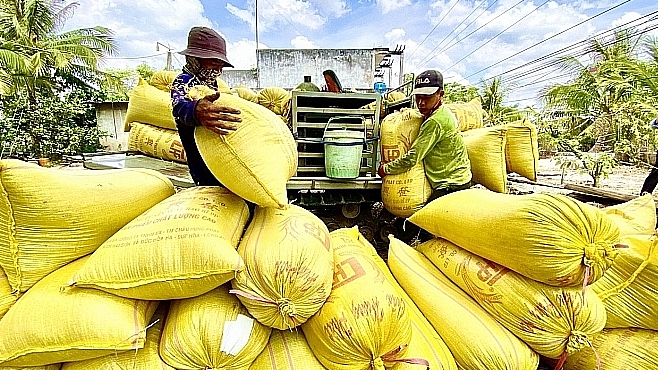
xmin=171 ymin=26 xmax=241 ymax=186
xmin=378 ymin=69 xmax=472 ymax=202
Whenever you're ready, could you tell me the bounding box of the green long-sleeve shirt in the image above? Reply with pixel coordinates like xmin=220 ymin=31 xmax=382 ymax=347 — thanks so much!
xmin=383 ymin=106 xmax=472 ymax=189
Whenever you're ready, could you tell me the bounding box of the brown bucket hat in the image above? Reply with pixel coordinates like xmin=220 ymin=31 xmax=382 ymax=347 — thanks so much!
xmin=179 ymin=26 xmax=234 ymax=68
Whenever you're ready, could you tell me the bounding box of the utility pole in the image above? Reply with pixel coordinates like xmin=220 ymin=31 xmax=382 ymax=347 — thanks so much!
xmin=156 ymin=42 xmax=173 ymax=70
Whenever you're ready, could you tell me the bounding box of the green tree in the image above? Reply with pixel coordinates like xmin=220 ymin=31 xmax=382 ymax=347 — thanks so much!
xmin=0 ymin=0 xmax=117 ymax=100
xmin=0 ymin=88 xmax=106 ymax=159
xmin=479 ymin=76 xmax=527 ymax=125
xmin=0 ymin=0 xmax=117 ymax=159
xmin=540 ymin=28 xmax=645 ymax=153
xmin=443 ymin=82 xmax=479 ymax=104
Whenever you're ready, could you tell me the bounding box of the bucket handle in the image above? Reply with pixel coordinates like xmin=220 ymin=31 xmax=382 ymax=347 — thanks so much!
xmin=323 ymin=116 xmax=367 ymax=142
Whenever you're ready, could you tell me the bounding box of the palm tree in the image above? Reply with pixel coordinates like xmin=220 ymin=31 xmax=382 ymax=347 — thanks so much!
xmin=0 ymin=0 xmax=117 ymax=101
xmin=540 ymin=28 xmax=645 ymax=153
xmin=0 ymin=37 xmax=29 ymax=94
xmin=479 ymin=76 xmax=523 ymax=125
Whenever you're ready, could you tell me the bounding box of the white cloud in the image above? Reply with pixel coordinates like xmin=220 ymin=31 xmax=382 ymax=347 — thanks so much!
xmin=226 ymin=3 xmax=253 ymax=25
xmin=63 ymin=0 xmax=211 ymax=70
xmin=291 ymin=36 xmax=318 ymax=48
xmin=226 ymin=0 xmax=326 ymax=32
xmin=313 ymin=0 xmax=350 ymax=17
xmin=227 ymin=39 xmax=264 ymax=70
xmin=385 ymin=28 xmax=406 ymax=42
xmin=378 ymin=0 xmax=411 ymax=14
xmin=611 ymin=11 xmax=643 ymax=29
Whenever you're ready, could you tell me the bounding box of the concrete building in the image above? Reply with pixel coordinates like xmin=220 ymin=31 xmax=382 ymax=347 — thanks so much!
xmin=223 ymin=46 xmax=405 ymax=91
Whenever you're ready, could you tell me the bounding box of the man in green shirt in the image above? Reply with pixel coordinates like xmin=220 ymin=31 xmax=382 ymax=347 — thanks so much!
xmin=378 ymin=69 xmax=472 ymax=202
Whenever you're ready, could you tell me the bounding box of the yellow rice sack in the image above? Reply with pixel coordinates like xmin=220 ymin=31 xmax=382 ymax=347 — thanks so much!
xmin=231 ymin=205 xmax=333 ymax=330
xmin=592 ymin=234 xmax=658 ymax=330
xmin=418 ymin=238 xmax=607 ymax=359
xmin=159 ymin=285 xmax=271 ymax=370
xmin=382 ymin=165 xmax=432 ymax=218
xmin=124 ymin=78 xmax=177 ymax=132
xmin=195 ymin=93 xmax=297 ymax=208
xmin=386 ymin=91 xmax=406 ymax=102
xmin=0 ymin=365 xmax=61 ymax=370
xmin=149 ymin=70 xmax=180 ymax=92
xmin=387 ymin=236 xmax=539 ymax=370
xmin=302 ymin=227 xmax=413 ymax=370
xmin=249 ymin=330 xmax=326 ymax=370
xmin=0 ymin=257 xmax=158 ymax=367
xmin=232 ymin=86 xmax=259 ymax=102
xmin=70 ymin=187 xmax=248 ymax=300
xmin=504 ymin=119 xmax=539 ymax=181
xmin=603 ymin=194 xmax=656 ymax=237
xmin=445 ymin=98 xmax=484 ymax=132
xmin=370 ymin=234 xmax=457 ymax=370
xmin=462 ymin=125 xmax=508 ymax=193
xmin=409 ymin=188 xmax=621 ymax=287
xmin=380 ymin=109 xmax=432 ymax=217
xmin=0 ymin=267 xmax=15 ymax=320
xmin=380 ymin=109 xmax=424 ymax=163
xmin=60 ymin=305 xmax=174 ymax=370
xmin=564 ymin=327 xmax=658 ymax=370
xmin=380 ymin=110 xmax=430 ymax=215
xmin=217 ymin=77 xmax=232 ymax=94
xmin=0 ymin=159 xmax=175 ymax=293
xmin=127 ymin=122 xmax=187 ymax=163
xmin=257 ymin=87 xmax=291 ymax=115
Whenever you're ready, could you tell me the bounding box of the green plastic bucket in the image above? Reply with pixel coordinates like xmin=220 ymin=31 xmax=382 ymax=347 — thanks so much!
xmin=323 ymin=118 xmax=365 ymax=179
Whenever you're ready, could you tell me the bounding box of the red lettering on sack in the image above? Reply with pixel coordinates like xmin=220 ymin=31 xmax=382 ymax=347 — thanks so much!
xmin=476 ymin=260 xmax=509 ymax=286
xmin=333 ymin=257 xmax=366 ymax=289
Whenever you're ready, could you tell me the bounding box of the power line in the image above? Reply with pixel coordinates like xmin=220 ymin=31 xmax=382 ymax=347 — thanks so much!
xmin=415 ymin=0 xmax=494 ymax=68
xmin=417 ymin=0 xmax=526 ymax=70
xmin=489 ymin=24 xmax=658 ymax=105
xmin=463 ymin=0 xmax=633 ymax=81
xmin=437 ymin=0 xmax=500 ymax=56
xmin=462 ymin=10 xmax=658 ymax=90
xmin=444 ymin=0 xmax=552 ymax=73
xmin=408 ymin=0 xmax=462 ymax=60
xmin=500 ymin=16 xmax=658 ymax=84
xmin=106 ymin=52 xmax=167 ymax=60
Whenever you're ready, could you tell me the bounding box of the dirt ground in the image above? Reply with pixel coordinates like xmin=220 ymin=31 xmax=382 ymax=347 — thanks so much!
xmin=509 ymin=157 xmax=652 ymax=200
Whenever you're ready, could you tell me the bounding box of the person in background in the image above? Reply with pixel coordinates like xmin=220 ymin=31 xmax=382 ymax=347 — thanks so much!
xmin=171 ymin=26 xmax=241 ymax=186
xmin=640 ymin=116 xmax=658 ymax=195
xmin=378 ymin=69 xmax=472 ymax=202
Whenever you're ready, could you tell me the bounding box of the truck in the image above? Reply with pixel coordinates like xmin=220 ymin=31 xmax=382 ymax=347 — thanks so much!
xmin=84 ymin=87 xmax=418 ymax=252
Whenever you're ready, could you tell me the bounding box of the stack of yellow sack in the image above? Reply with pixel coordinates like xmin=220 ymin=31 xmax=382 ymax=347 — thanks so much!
xmin=125 ymin=72 xmax=252 ymax=164
xmin=388 ymin=236 xmax=539 ymax=369
xmin=0 ymin=159 xmax=176 ymax=367
xmin=459 ymin=119 xmax=540 ymax=193
xmin=125 ymin=73 xmax=187 ymax=163
xmin=392 ymin=187 xmax=628 ymax=367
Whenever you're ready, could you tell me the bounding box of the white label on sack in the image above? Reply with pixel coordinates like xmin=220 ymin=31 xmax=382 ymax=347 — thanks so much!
xmin=221 ymin=314 xmax=254 ymax=356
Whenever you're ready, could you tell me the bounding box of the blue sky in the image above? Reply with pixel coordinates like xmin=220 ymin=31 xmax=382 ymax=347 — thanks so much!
xmin=65 ymin=0 xmax=658 ymax=107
